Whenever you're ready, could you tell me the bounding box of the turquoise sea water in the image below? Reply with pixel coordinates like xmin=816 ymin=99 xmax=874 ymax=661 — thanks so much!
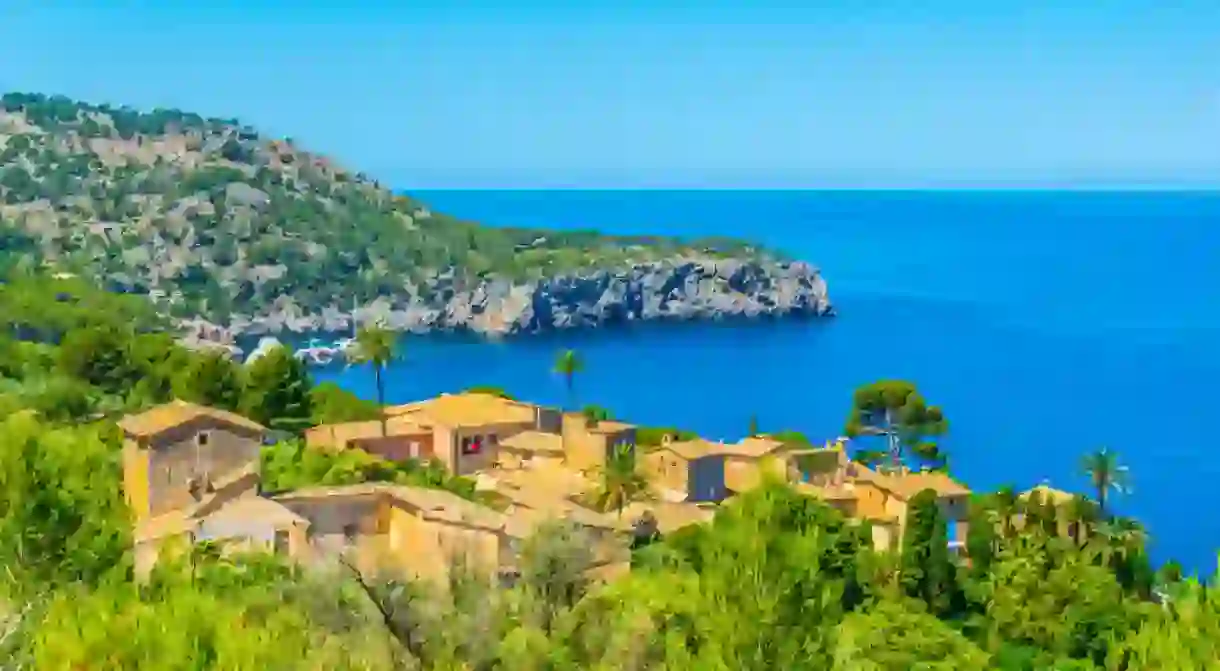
xmin=316 ymin=190 xmax=1220 ymax=574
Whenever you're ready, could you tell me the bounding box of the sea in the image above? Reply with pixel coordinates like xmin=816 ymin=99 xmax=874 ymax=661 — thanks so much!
xmin=314 ymin=190 xmax=1220 ymax=575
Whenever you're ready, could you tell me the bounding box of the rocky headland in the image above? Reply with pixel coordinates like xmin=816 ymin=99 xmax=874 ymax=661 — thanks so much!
xmin=179 ymin=256 xmax=832 ymax=348
xmin=0 ymin=93 xmax=832 ymax=353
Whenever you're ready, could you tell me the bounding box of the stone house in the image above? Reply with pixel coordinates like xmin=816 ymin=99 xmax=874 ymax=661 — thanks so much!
xmin=119 ymin=400 xmax=267 ymax=522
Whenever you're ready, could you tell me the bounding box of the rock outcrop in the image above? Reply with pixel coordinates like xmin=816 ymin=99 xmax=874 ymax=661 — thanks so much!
xmin=179 ymin=257 xmax=832 ymax=344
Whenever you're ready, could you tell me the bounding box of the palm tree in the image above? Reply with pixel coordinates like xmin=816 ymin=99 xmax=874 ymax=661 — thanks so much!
xmin=594 ymin=442 xmax=649 ymax=518
xmin=553 ymin=349 xmax=582 ymax=412
xmin=349 ymin=322 xmax=399 ymax=436
xmin=1081 ymin=447 xmax=1130 ymax=517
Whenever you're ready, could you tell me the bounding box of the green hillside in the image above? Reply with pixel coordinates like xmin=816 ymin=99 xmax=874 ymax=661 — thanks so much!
xmin=0 ymin=92 xmax=770 ymax=324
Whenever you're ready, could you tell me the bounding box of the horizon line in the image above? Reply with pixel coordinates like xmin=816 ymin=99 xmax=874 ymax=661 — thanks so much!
xmin=400 ymin=185 xmax=1220 ymax=193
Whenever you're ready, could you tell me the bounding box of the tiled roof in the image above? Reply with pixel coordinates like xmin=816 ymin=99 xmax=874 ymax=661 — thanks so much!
xmin=1020 ymin=484 xmax=1076 ymax=505
xmin=384 ymin=393 xmax=537 ymax=428
xmin=199 ymin=496 xmax=308 ymax=528
xmin=134 ymin=509 xmax=194 ymax=543
xmin=499 ymin=431 xmax=565 ymax=455
xmin=659 ymin=438 xmax=731 ymax=461
xmin=584 ymin=419 xmax=636 ymax=434
xmin=620 ymin=501 xmax=714 ymax=533
xmin=305 ymin=416 xmax=429 ymax=448
xmin=720 ymin=437 xmax=786 ymax=459
xmin=500 ymin=487 xmax=625 ymax=532
xmin=385 ymin=485 xmax=510 ymax=532
xmin=849 ymin=464 xmax=970 ymax=499
xmin=119 ymin=400 xmax=265 ymax=439
xmin=272 ymin=483 xmax=512 ymax=534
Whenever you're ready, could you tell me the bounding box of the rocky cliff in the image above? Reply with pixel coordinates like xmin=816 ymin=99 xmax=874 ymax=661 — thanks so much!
xmin=181 ymin=257 xmax=831 ymax=345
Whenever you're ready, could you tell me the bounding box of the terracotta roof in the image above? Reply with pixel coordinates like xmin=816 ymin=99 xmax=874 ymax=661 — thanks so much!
xmin=900 ymin=471 xmax=971 ymax=498
xmin=272 ymin=483 xmax=513 ymax=534
xmin=720 ymin=437 xmax=786 ymax=459
xmin=272 ymin=482 xmax=387 ymax=502
xmin=499 ymin=431 xmax=565 ymax=455
xmin=659 ymin=438 xmax=731 ymax=461
xmin=1020 ymin=484 xmax=1076 ymax=505
xmin=621 ymin=501 xmax=713 ymax=533
xmin=385 ymin=485 xmax=511 ymax=532
xmin=305 ymin=416 xmax=429 ymax=449
xmin=134 ymin=510 xmax=194 ymax=543
xmin=848 ymin=464 xmax=970 ymax=500
xmin=584 ymin=419 xmax=636 ymax=434
xmin=199 ymin=496 xmax=308 ymax=529
xmin=119 ymin=401 xmax=265 ymax=439
xmin=505 ymin=499 xmax=624 ymax=533
xmin=384 ymin=393 xmax=536 ymax=428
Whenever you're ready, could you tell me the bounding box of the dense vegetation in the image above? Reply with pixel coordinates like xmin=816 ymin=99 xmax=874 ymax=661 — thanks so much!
xmin=0 ymin=92 xmax=771 ymax=326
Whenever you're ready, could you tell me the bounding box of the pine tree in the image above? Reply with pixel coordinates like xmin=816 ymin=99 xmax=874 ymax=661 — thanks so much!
xmin=241 ymin=345 xmax=313 ymax=434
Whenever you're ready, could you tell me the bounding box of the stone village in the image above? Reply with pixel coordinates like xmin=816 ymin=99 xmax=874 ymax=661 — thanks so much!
xmin=122 ymin=391 xmax=1000 ymax=584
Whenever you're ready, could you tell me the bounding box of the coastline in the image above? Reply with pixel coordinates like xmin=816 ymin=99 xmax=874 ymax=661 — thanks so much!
xmin=178 ymin=256 xmax=834 ymax=357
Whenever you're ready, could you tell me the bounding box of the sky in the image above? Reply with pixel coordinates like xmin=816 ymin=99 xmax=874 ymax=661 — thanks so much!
xmin=1 ymin=0 xmax=1218 ymax=188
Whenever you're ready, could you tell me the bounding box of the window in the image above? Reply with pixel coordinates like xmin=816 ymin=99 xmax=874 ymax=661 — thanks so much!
xmin=273 ymin=530 xmax=289 ymax=555
xmin=342 ymin=524 xmax=358 ymax=543
xmin=461 ymin=436 xmax=483 ymax=456
xmin=196 ymin=431 xmax=210 ymax=447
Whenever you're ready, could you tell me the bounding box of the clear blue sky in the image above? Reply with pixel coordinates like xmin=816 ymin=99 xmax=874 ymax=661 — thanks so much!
xmin=2 ymin=0 xmax=1218 ymax=188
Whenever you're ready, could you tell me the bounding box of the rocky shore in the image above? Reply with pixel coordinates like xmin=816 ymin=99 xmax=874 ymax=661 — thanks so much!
xmin=178 ymin=257 xmax=833 ymax=352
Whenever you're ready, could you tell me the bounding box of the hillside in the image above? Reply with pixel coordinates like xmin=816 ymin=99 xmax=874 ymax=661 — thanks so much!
xmin=0 ymin=93 xmax=832 ymax=342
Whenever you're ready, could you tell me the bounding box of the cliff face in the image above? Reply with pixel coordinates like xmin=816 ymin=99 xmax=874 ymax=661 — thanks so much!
xmin=183 ymin=257 xmax=831 ymax=342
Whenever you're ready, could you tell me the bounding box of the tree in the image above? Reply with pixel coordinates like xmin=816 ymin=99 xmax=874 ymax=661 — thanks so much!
xmin=900 ymin=489 xmax=961 ymax=617
xmin=832 ymin=600 xmax=991 ymax=670
xmin=348 ymin=322 xmax=399 ymax=436
xmin=173 ymin=349 xmax=243 ymax=411
xmin=845 ymin=380 xmax=948 ymax=471
xmin=592 ymin=442 xmax=649 ymax=517
xmin=748 ymin=414 xmax=760 ymax=436
xmin=1080 ymin=447 xmax=1129 ymax=517
xmin=56 ymin=325 xmax=136 ymax=393
xmin=241 ymin=345 xmax=313 ymax=434
xmin=552 ymin=349 xmax=582 ymax=412
xmin=0 ymin=412 xmax=130 ymax=595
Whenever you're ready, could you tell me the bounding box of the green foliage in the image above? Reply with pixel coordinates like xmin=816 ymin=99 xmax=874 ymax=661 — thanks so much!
xmin=765 ymin=429 xmax=815 ymax=447
xmin=173 ymin=349 xmax=244 ymax=411
xmin=900 ymin=489 xmax=962 ymax=616
xmin=1081 ymin=447 xmax=1130 ymax=516
xmin=240 ymin=345 xmax=313 ymax=434
xmin=465 ymin=385 xmax=514 ymax=399
xmin=348 ymin=323 xmax=398 ymax=433
xmin=553 ymin=349 xmax=583 ymax=410
xmin=310 ymin=381 xmax=383 ymax=424
xmin=832 ymin=600 xmax=991 ymax=670
xmin=590 ymin=442 xmax=649 ymax=516
xmin=260 ymin=440 xmax=478 ymax=500
xmin=635 ymin=425 xmax=699 ymax=448
xmin=846 ymin=379 xmax=949 ymax=469
xmin=0 ymin=412 xmax=130 ymax=595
